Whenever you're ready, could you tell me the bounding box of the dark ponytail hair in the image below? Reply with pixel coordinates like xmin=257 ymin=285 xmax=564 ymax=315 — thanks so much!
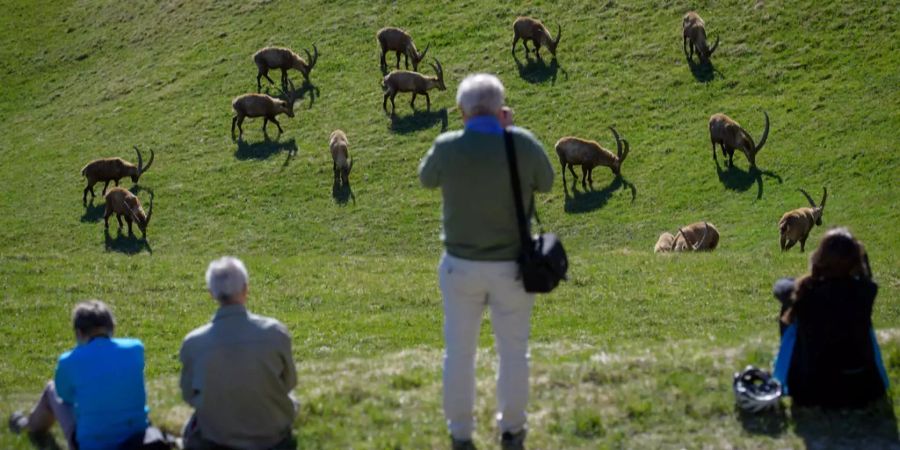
xmin=781 ymin=228 xmax=868 ymax=324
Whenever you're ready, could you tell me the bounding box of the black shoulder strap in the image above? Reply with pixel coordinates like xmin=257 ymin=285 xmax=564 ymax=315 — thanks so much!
xmin=503 ymin=131 xmax=531 ymax=247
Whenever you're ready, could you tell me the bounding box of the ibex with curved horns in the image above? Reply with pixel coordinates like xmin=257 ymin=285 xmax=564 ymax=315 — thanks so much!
xmin=709 ymin=111 xmax=770 ymax=168
xmin=377 ymin=27 xmax=430 ymax=72
xmin=382 ymin=59 xmax=445 ymax=113
xmin=779 ymin=187 xmax=827 ymax=252
xmin=683 ymin=12 xmax=719 ymax=63
xmin=253 ymin=45 xmax=319 ymax=92
xmin=673 ymin=221 xmax=718 ymax=252
xmin=104 ymin=187 xmax=153 ymax=238
xmin=81 ymin=146 xmax=154 ymax=204
xmin=512 ymin=17 xmax=561 ymax=59
xmin=554 ymin=127 xmax=630 ymax=189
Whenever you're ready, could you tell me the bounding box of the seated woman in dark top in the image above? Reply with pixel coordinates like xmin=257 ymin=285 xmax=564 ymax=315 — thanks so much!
xmin=772 ymin=227 xmax=889 ymax=408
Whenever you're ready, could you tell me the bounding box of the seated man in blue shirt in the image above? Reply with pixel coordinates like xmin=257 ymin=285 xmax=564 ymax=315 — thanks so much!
xmin=9 ymin=300 xmax=150 ymax=450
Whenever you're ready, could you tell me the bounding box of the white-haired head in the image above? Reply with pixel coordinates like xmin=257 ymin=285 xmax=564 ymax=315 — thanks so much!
xmin=456 ymin=74 xmax=505 ymax=117
xmin=206 ymin=256 xmax=249 ymax=304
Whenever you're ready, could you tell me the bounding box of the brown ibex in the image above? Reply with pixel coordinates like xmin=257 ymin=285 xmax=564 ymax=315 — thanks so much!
xmin=329 ymin=129 xmax=353 ymax=186
xmin=81 ymin=146 xmax=154 ymax=204
xmin=673 ymin=221 xmax=718 ymax=251
xmin=104 ymin=187 xmax=153 ymax=238
xmin=779 ymin=187 xmax=827 ymax=252
xmin=253 ymin=45 xmax=318 ymax=92
xmin=512 ymin=17 xmax=561 ymax=59
xmin=231 ymin=92 xmax=295 ymax=139
xmin=683 ymin=12 xmax=719 ymax=63
xmin=376 ymin=27 xmax=429 ymax=72
xmin=654 ymin=232 xmax=677 ymax=253
xmin=382 ymin=59 xmax=445 ymax=113
xmin=709 ymin=111 xmax=770 ymax=168
xmin=554 ymin=127 xmax=630 ymax=189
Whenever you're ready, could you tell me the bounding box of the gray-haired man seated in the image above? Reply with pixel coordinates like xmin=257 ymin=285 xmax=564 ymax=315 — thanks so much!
xmin=179 ymin=257 xmax=297 ymax=450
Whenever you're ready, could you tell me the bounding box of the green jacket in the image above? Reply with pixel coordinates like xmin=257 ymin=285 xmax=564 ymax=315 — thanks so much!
xmin=419 ymin=126 xmax=555 ymax=261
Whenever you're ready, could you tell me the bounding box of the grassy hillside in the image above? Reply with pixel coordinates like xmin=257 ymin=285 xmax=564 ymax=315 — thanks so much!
xmin=1 ymin=0 xmax=898 ymax=447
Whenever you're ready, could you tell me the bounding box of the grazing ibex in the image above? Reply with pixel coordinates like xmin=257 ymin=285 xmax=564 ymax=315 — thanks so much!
xmin=554 ymin=127 xmax=630 ymax=188
xmin=682 ymin=12 xmax=719 ymax=63
xmin=779 ymin=187 xmax=827 ymax=252
xmin=673 ymin=221 xmax=719 ymax=251
xmin=709 ymin=111 xmax=770 ymax=168
xmin=377 ymin=27 xmax=429 ymax=72
xmin=512 ymin=17 xmax=561 ymax=59
xmin=231 ymin=92 xmax=295 ymax=139
xmin=382 ymin=59 xmax=445 ymax=113
xmin=329 ymin=129 xmax=353 ymax=186
xmin=104 ymin=187 xmax=153 ymax=238
xmin=253 ymin=45 xmax=319 ymax=92
xmin=81 ymin=146 xmax=154 ymax=204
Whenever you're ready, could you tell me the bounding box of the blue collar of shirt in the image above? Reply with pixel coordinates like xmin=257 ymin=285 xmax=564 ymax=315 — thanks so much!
xmin=464 ymin=115 xmax=504 ymax=135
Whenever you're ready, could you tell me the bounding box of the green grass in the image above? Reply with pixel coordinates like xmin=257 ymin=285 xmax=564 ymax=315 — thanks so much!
xmin=1 ymin=0 xmax=899 ymax=447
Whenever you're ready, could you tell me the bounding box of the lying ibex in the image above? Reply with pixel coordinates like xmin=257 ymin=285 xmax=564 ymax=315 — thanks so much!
xmin=554 ymin=127 xmax=630 ymax=188
xmin=377 ymin=27 xmax=429 ymax=72
xmin=382 ymin=59 xmax=445 ymax=113
xmin=231 ymin=92 xmax=295 ymax=139
xmin=673 ymin=221 xmax=718 ymax=251
xmin=81 ymin=146 xmax=154 ymax=204
xmin=655 ymin=222 xmax=718 ymax=252
xmin=104 ymin=187 xmax=153 ymax=238
xmin=654 ymin=232 xmax=677 ymax=253
xmin=512 ymin=17 xmax=561 ymax=59
xmin=253 ymin=45 xmax=319 ymax=92
xmin=329 ymin=129 xmax=353 ymax=186
xmin=709 ymin=111 xmax=770 ymax=168
xmin=779 ymin=187 xmax=827 ymax=252
xmin=682 ymin=12 xmax=719 ymax=63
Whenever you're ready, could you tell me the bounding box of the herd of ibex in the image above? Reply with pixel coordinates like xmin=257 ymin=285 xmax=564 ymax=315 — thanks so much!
xmin=75 ymin=11 xmax=835 ymax=255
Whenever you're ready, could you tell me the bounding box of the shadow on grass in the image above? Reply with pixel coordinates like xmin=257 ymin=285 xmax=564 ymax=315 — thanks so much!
xmin=793 ymin=399 xmax=898 ymax=447
xmin=104 ymin=229 xmax=152 ymax=255
xmin=715 ymin=160 xmax=782 ymax=200
xmin=263 ymin=79 xmax=320 ymax=110
xmin=80 ymin=200 xmax=105 ymax=223
xmin=25 ymin=431 xmax=63 ymax=449
xmin=389 ymin=108 xmax=448 ymax=134
xmin=234 ymin=136 xmax=298 ymax=160
xmin=332 ymin=178 xmax=356 ymax=205
xmin=563 ymin=175 xmax=636 ymax=214
xmin=736 ymin=406 xmax=788 ymax=437
xmin=687 ymin=58 xmax=722 ymax=83
xmin=513 ymin=53 xmax=566 ymax=85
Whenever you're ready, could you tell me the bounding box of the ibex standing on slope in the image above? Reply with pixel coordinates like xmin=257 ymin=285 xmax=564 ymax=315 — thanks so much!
xmin=81 ymin=146 xmax=154 ymax=204
xmin=231 ymin=92 xmax=295 ymax=139
xmin=377 ymin=27 xmax=430 ymax=72
xmin=683 ymin=12 xmax=720 ymax=63
xmin=709 ymin=112 xmax=770 ymax=168
xmin=554 ymin=127 xmax=630 ymax=189
xmin=779 ymin=187 xmax=827 ymax=252
xmin=382 ymin=59 xmax=445 ymax=113
xmin=329 ymin=129 xmax=353 ymax=186
xmin=253 ymin=45 xmax=319 ymax=92
xmin=104 ymin=187 xmax=153 ymax=238
xmin=512 ymin=17 xmax=561 ymax=59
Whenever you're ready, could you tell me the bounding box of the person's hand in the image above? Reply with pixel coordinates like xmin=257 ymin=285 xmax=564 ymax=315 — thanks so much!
xmin=500 ymin=106 xmax=514 ymax=128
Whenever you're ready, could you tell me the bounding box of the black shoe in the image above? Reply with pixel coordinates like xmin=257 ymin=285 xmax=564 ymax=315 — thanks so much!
xmin=8 ymin=411 xmax=27 ymax=434
xmin=451 ymin=436 xmax=477 ymax=450
xmin=500 ymin=429 xmax=527 ymax=450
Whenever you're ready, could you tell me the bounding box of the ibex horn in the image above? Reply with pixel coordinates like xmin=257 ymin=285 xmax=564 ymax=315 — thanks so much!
xmin=141 ymin=148 xmax=155 ymax=175
xmin=693 ymin=222 xmax=709 ymax=251
xmin=798 ymin=188 xmax=817 ymax=207
xmin=755 ymin=111 xmax=770 ymax=152
xmin=820 ymin=186 xmax=827 ymax=209
xmin=134 ymin=146 xmax=143 ymax=173
xmin=709 ymin=34 xmax=720 ymax=55
xmin=609 ymin=127 xmax=622 ymax=158
xmin=555 ymin=24 xmax=562 ymax=44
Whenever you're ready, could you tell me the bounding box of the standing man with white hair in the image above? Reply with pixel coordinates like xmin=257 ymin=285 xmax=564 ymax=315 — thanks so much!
xmin=179 ymin=256 xmax=297 ymax=450
xmin=419 ymin=74 xmax=554 ymax=450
